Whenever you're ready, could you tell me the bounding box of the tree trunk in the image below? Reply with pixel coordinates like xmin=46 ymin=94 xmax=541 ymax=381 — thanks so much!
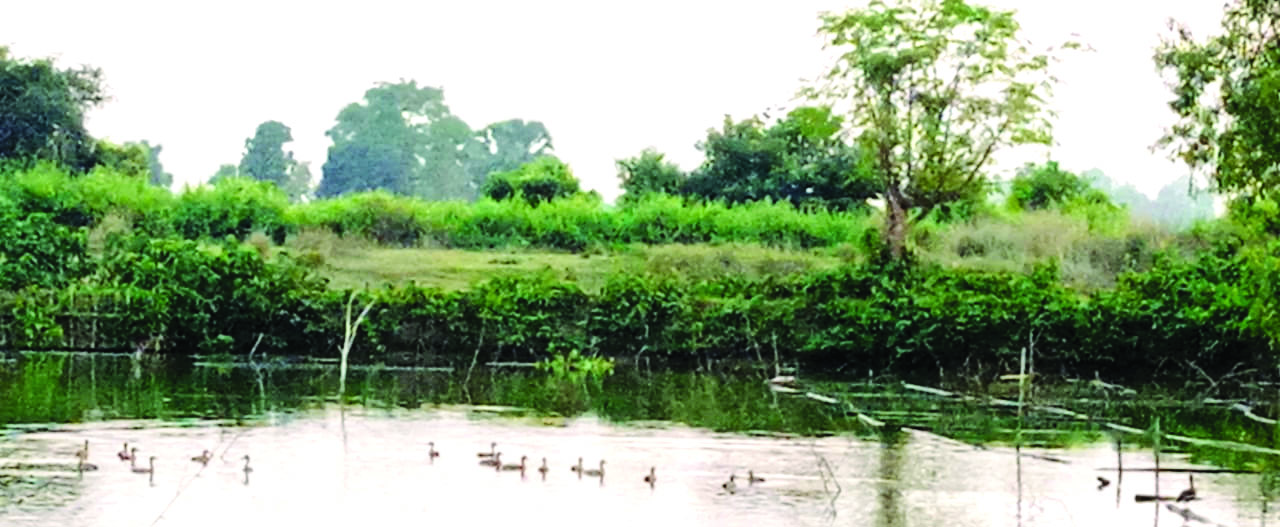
xmin=884 ymin=183 xmax=909 ymax=259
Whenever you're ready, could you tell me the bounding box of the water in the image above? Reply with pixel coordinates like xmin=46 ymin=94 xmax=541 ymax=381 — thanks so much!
xmin=1 ymin=353 xmax=1277 ymax=526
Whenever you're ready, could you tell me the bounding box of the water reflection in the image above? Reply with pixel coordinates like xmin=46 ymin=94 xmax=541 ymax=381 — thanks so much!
xmin=1 ymin=354 xmax=1279 ymax=526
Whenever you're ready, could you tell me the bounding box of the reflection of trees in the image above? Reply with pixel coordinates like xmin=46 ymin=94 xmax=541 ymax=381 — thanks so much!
xmin=875 ymin=431 xmax=907 ymax=527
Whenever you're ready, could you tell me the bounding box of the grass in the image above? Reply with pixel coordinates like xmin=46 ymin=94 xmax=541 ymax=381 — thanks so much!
xmin=284 ymin=230 xmax=847 ymax=292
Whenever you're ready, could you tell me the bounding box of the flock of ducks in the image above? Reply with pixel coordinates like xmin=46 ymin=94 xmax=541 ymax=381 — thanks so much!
xmin=71 ymin=439 xmax=253 ymax=485
xmin=465 ymin=441 xmax=763 ymax=493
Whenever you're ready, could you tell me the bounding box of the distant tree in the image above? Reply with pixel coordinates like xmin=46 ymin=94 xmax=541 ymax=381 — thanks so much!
xmin=208 ymin=163 xmax=240 ymax=184
xmin=0 ymin=46 xmax=106 ymax=171
xmin=137 ymin=140 xmax=173 ymax=187
xmin=465 ymin=119 xmax=554 ymax=188
xmin=1156 ymin=0 xmax=1280 ymax=198
xmin=1008 ymin=161 xmax=1109 ymax=210
xmin=482 ymin=156 xmax=580 ymax=206
xmin=89 ymin=140 xmax=149 ymax=178
xmin=1151 ymin=175 xmax=1214 ymax=229
xmin=807 ymin=0 xmax=1069 ymax=258
xmin=683 ymin=106 xmax=877 ymax=211
xmin=239 ymin=121 xmax=296 ymax=189
xmin=282 ymin=161 xmax=313 ymax=202
xmin=616 ymin=148 xmax=687 ymax=203
xmin=317 ymin=142 xmax=411 ymax=198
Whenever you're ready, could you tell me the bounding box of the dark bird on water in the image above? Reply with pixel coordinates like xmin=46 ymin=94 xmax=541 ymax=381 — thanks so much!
xmin=1096 ymin=476 xmax=1110 ymax=490
xmin=1176 ymin=474 xmax=1196 ymax=502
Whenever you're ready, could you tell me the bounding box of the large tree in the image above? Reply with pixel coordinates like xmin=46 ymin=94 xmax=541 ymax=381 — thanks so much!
xmin=239 ymin=121 xmax=296 ymax=189
xmin=807 ymin=0 xmax=1064 ymax=257
xmin=1155 ymin=0 xmax=1280 ymax=198
xmin=138 ymin=140 xmax=173 ymax=187
xmin=319 ymin=81 xmax=554 ymax=201
xmin=683 ymin=106 xmax=878 ymax=211
xmin=0 ymin=46 xmax=106 ymax=170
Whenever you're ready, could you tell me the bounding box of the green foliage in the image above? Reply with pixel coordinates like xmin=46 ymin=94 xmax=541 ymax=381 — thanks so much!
xmin=318 ymin=82 xmax=555 ymax=201
xmin=0 ymin=208 xmax=90 ymax=290
xmin=138 ymin=140 xmax=173 ymax=187
xmin=481 ymin=156 xmax=581 ymax=205
xmin=1156 ymin=1 xmax=1280 ymax=197
xmin=89 ymin=140 xmax=150 ymax=178
xmin=535 ymin=348 xmax=615 ymax=382
xmin=0 ymin=163 xmax=173 ymax=233
xmin=0 ymin=46 xmax=106 ymax=171
xmin=809 ymin=0 xmax=1068 ymax=256
xmin=683 ymin=107 xmax=877 ymax=211
xmin=172 ymin=177 xmax=291 ymax=243
xmin=1008 ymin=161 xmax=1111 ymax=211
xmin=239 ymin=120 xmax=299 ymax=195
xmin=616 ymin=148 xmax=686 ymax=203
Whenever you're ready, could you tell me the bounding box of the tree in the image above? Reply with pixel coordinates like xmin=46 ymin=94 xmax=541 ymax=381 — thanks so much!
xmin=1008 ymin=161 xmax=1108 ymax=210
xmin=1156 ymin=1 xmax=1280 ymax=198
xmin=209 ymin=164 xmax=240 ymax=184
xmin=808 ymin=0 xmax=1065 ymax=257
xmin=138 ymin=140 xmax=173 ymax=187
xmin=464 ymin=119 xmax=554 ymax=189
xmin=89 ymin=140 xmax=149 ymax=178
xmin=317 ymin=142 xmax=411 ymax=198
xmin=616 ymin=148 xmax=687 ymax=203
xmin=481 ymin=156 xmax=580 ymax=206
xmin=0 ymin=46 xmax=106 ymax=170
xmin=683 ymin=106 xmax=877 ymax=211
xmin=282 ymin=161 xmax=313 ymax=202
xmin=239 ymin=121 xmax=296 ymax=189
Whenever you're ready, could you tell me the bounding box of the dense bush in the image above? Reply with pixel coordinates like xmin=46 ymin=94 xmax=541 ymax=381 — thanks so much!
xmin=481 ymin=156 xmax=581 ymax=205
xmin=172 ymin=177 xmax=291 ymax=243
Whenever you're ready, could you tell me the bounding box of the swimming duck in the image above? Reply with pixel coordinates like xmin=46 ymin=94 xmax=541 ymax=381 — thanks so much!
xmin=428 ymin=442 xmax=440 ymax=459
xmin=644 ymin=467 xmax=656 ymax=485
xmin=117 ymin=442 xmax=132 ymax=461
xmin=1096 ymin=476 xmax=1111 ymax=490
xmin=499 ymin=455 xmax=527 ymax=472
xmin=582 ymin=460 xmax=605 ymax=478
xmin=242 ymin=455 xmax=253 ymax=474
xmin=128 ymin=448 xmax=141 ymax=469
xmin=75 ymin=449 xmax=99 ymax=472
xmin=75 ymin=440 xmax=89 ymax=460
xmin=538 ymin=457 xmax=550 ymax=477
xmin=132 ymin=456 xmax=156 ymax=474
xmin=477 ymin=442 xmax=497 ymax=458
xmin=722 ymin=474 xmax=737 ymax=493
xmin=1176 ymin=474 xmax=1196 ymax=502
xmin=479 ymin=452 xmax=502 ymax=467
xmin=570 ymin=457 xmax=584 ymax=474
xmin=748 ymin=470 xmax=765 ymax=484
xmin=191 ymin=450 xmax=212 ymax=466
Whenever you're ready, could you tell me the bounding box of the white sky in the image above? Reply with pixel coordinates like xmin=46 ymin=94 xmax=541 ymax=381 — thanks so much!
xmin=3 ymin=1 xmax=1225 ymax=202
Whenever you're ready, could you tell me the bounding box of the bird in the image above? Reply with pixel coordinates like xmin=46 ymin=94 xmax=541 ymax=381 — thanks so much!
xmin=538 ymin=458 xmax=550 ymax=477
xmin=191 ymin=450 xmax=212 ymax=466
xmin=582 ymin=460 xmax=605 ymax=478
xmin=644 ymin=467 xmax=656 ymax=486
xmin=499 ymin=455 xmax=527 ymax=472
xmin=75 ymin=449 xmax=99 ymax=472
xmin=748 ymin=470 xmax=765 ymax=484
xmin=722 ymin=474 xmax=737 ymax=494
xmin=479 ymin=452 xmax=502 ymax=467
xmin=128 ymin=449 xmax=141 ymax=469
xmin=477 ymin=442 xmax=497 ymax=458
xmin=74 ymin=440 xmax=89 ymax=460
xmin=241 ymin=455 xmax=253 ymax=474
xmin=1097 ymin=476 xmax=1111 ymax=490
xmin=1176 ymin=474 xmax=1196 ymax=502
xmin=570 ymin=457 xmax=584 ymax=474
xmin=117 ymin=442 xmax=132 ymax=461
xmin=428 ymin=442 xmax=440 ymax=459
xmin=132 ymin=456 xmax=156 ymax=474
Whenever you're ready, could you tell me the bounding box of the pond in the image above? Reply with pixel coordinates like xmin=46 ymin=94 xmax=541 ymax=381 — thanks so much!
xmin=1 ymin=353 xmax=1277 ymax=526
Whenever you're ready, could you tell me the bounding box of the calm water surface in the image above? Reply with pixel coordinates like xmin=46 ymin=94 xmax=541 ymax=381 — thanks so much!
xmin=0 ymin=354 xmax=1276 ymax=526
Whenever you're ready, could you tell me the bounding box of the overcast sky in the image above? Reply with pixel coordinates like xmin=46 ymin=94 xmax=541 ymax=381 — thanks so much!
xmin=3 ymin=1 xmax=1225 ymax=201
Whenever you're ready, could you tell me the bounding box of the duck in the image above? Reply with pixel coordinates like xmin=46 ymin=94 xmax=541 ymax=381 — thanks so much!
xmin=722 ymin=474 xmax=737 ymax=494
xmin=117 ymin=442 xmax=132 ymax=461
xmin=581 ymin=460 xmax=605 ymax=478
xmin=1176 ymin=474 xmax=1196 ymax=502
xmin=538 ymin=458 xmax=550 ymax=477
xmin=644 ymin=466 xmax=656 ymax=485
xmin=428 ymin=442 xmax=440 ymax=459
xmin=191 ymin=450 xmax=212 ymax=466
xmin=74 ymin=440 xmax=89 ymax=460
xmin=241 ymin=455 xmax=253 ymax=474
xmin=748 ymin=470 xmax=765 ymax=484
xmin=479 ymin=452 xmax=502 ymax=467
xmin=128 ymin=448 xmax=141 ymax=469
xmin=1096 ymin=476 xmax=1111 ymax=490
xmin=570 ymin=457 xmax=584 ymax=473
xmin=477 ymin=442 xmax=497 ymax=458
xmin=499 ymin=455 xmax=527 ymax=472
xmin=132 ymin=456 xmax=156 ymax=474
